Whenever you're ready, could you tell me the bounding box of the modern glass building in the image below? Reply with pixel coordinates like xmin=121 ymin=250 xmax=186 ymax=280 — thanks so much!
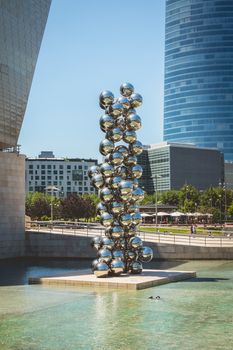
xmin=137 ymin=142 xmax=224 ymax=194
xmin=164 ymin=0 xmax=233 ymax=161
xmin=0 ymin=0 xmax=51 ymax=149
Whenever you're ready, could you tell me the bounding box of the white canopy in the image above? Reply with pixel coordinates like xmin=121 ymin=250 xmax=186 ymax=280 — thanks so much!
xmin=141 ymin=212 xmax=151 ymax=217
xmin=157 ymin=211 xmax=170 ymax=216
xmin=170 ymin=211 xmax=185 ymax=217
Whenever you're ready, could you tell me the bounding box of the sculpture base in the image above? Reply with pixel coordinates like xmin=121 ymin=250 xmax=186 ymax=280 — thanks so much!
xmin=29 ymin=269 xmax=196 ymax=290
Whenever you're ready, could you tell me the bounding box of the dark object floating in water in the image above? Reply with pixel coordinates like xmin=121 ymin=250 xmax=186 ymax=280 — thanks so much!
xmin=148 ymin=296 xmax=160 ymax=300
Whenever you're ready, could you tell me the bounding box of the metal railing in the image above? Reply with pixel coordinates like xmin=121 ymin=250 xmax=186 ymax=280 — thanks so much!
xmin=27 ymin=221 xmax=233 ymax=248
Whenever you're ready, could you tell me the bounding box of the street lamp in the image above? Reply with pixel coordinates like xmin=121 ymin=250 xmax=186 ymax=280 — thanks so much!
xmin=45 ymin=186 xmax=60 ymax=225
xmin=151 ymin=174 xmax=161 ymax=230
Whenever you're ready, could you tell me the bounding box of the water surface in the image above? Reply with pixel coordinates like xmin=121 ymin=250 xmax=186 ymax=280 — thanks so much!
xmin=0 ymin=259 xmax=232 ymax=350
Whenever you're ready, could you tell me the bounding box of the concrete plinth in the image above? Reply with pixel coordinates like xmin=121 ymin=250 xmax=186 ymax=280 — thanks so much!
xmin=29 ymin=269 xmax=196 ymax=290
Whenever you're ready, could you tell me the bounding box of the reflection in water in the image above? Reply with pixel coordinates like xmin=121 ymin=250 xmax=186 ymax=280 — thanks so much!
xmin=0 ymin=259 xmax=232 ymax=350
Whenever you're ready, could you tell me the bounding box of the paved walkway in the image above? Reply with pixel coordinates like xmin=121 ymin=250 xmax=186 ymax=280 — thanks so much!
xmin=28 ymin=227 xmax=233 ymax=247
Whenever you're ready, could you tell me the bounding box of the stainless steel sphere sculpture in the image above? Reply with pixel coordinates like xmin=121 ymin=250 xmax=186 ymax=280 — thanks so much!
xmin=88 ymin=83 xmax=153 ymax=278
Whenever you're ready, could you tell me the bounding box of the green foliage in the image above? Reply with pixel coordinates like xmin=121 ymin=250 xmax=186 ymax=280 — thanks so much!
xmin=26 ymin=192 xmax=52 ymax=220
xmin=60 ymin=194 xmax=96 ymax=220
xmin=160 ymin=190 xmax=180 ymax=206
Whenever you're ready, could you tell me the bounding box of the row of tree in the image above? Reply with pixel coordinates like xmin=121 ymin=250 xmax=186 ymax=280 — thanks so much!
xmin=26 ymin=185 xmax=233 ymax=222
xmin=26 ymin=192 xmax=98 ymax=221
xmin=143 ymin=185 xmax=233 ymax=222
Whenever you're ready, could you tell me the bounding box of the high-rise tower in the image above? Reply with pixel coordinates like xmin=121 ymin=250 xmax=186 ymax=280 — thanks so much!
xmin=164 ymin=0 xmax=233 ymax=161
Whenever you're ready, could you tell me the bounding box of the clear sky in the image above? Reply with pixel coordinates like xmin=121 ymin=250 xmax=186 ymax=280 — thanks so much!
xmin=19 ymin=0 xmax=165 ymax=162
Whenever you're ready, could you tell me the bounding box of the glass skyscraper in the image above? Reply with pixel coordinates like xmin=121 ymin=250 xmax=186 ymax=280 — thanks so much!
xmin=0 ymin=0 xmax=51 ymax=149
xmin=164 ymin=0 xmax=233 ymax=161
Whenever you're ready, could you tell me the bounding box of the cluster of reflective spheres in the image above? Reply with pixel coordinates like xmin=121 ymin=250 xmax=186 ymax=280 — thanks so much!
xmin=88 ymin=83 xmax=153 ymax=278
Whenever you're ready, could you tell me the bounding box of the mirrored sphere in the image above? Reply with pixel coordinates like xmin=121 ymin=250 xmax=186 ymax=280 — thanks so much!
xmin=120 ymin=82 xmax=134 ymax=97
xmin=115 ymin=115 xmax=126 ymax=131
xmin=99 ymin=90 xmax=114 ymax=106
xmin=91 ymin=259 xmax=99 ymax=271
xmin=110 ymin=103 xmax=123 ymax=118
xmin=88 ymin=165 xmax=99 ymax=179
xmin=117 ymin=238 xmax=127 ymax=249
xmin=112 ymin=249 xmax=124 ymax=260
xmin=99 ymin=139 xmax=114 ymax=156
xmin=106 ymin=224 xmax=124 ymax=239
xmin=110 ymin=201 xmax=124 ymax=214
xmin=100 ymin=163 xmax=114 ymax=177
xmin=96 ymin=202 xmax=107 ymax=215
xmin=123 ymin=130 xmax=137 ymax=144
xmin=130 ymin=93 xmax=143 ymax=108
xmin=125 ymin=250 xmax=137 ymax=261
xmin=109 ymin=151 xmax=124 ymax=166
xmin=114 ymin=166 xmax=128 ymax=180
xmin=124 ymin=154 xmax=137 ymax=167
xmin=119 ymin=180 xmax=134 ymax=195
xmin=125 ymin=202 xmax=139 ymax=213
xmin=98 ymin=248 xmax=112 ymax=263
xmin=102 ymin=237 xmax=115 ymax=250
xmin=120 ymin=192 xmax=133 ymax=202
xmin=131 ymin=164 xmax=143 ymax=179
xmin=129 ymin=261 xmax=142 ymax=274
xmin=110 ymin=259 xmax=125 ymax=275
xmin=115 ymin=145 xmax=128 ymax=158
xmin=91 ymin=236 xmax=103 ymax=250
xmin=107 ymin=128 xmax=123 ymax=143
xmin=109 ymin=176 xmax=122 ymax=189
xmin=99 ymin=114 xmax=115 ymax=132
xmin=129 ymin=140 xmax=143 ymax=155
xmin=119 ymin=213 xmax=132 ymax=227
xmin=100 ymin=212 xmax=114 ymax=227
xmin=132 ymin=212 xmax=142 ymax=225
xmin=118 ymin=96 xmax=131 ymax=110
xmin=126 ymin=225 xmax=138 ymax=237
xmin=130 ymin=236 xmax=143 ymax=249
xmin=94 ymin=261 xmax=110 ymax=278
xmin=91 ymin=174 xmax=104 ymax=189
xmin=138 ymin=246 xmax=153 ymax=263
xmin=131 ymin=187 xmax=145 ymax=202
xmin=100 ymin=187 xmax=113 ymax=202
xmin=126 ymin=114 xmax=142 ymax=131
xmin=133 ymin=178 xmax=139 ymax=188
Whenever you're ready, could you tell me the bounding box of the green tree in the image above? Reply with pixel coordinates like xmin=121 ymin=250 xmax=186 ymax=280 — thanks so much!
xmin=26 ymin=192 xmax=51 ymax=220
xmin=179 ymin=185 xmax=199 ymax=212
xmin=160 ymin=190 xmax=180 ymax=206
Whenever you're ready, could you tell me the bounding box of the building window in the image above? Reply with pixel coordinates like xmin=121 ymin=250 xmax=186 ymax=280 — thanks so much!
xmin=59 ymin=171 xmax=63 ymax=175
xmin=59 ymin=165 xmax=63 ymax=169
xmin=29 ymin=170 xmax=33 ymax=174
xmin=41 ymin=170 xmax=45 ymax=175
xmin=47 ymin=165 xmax=51 ymax=169
xmin=41 ymin=165 xmax=45 ymax=169
xmin=29 ymin=164 xmax=33 ymax=169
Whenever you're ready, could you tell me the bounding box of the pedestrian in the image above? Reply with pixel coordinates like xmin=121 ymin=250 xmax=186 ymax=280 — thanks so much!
xmin=190 ymin=224 xmax=193 ymax=234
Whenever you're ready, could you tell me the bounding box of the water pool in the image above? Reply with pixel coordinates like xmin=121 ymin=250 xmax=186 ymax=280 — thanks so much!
xmin=0 ymin=259 xmax=232 ymax=350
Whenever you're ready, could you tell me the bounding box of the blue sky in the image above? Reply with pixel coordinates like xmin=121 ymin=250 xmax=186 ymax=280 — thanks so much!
xmin=19 ymin=0 xmax=165 ymax=161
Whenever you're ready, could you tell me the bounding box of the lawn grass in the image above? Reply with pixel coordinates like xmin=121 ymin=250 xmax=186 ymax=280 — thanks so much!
xmin=140 ymin=226 xmax=223 ymax=236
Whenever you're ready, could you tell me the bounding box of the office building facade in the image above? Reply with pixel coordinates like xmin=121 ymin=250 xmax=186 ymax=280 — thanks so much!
xmin=137 ymin=142 xmax=224 ymax=194
xmin=0 ymin=0 xmax=51 ymax=258
xmin=164 ymin=0 xmax=233 ymax=161
xmin=26 ymin=152 xmax=98 ymax=197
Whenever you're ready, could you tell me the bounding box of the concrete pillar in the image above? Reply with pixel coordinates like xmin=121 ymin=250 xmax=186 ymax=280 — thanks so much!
xmin=0 ymin=152 xmax=25 ymax=258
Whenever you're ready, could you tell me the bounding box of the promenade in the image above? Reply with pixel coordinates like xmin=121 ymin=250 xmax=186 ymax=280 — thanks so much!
xmin=28 ymin=223 xmax=233 ymax=248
